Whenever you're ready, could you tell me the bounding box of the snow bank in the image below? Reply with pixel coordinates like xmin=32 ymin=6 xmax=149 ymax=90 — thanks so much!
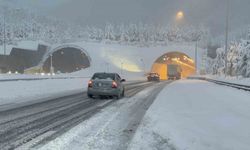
xmin=0 ymin=78 xmax=89 ymax=109
xmin=129 ymin=80 xmax=250 ymax=150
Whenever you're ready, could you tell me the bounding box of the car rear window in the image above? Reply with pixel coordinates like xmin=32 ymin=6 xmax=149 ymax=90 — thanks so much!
xmin=149 ymin=73 xmax=158 ymax=76
xmin=92 ymin=73 xmax=115 ymax=80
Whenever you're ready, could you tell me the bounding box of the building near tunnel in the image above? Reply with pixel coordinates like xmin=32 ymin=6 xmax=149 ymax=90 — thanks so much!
xmin=0 ymin=44 xmax=48 ymax=73
xmin=151 ymin=52 xmax=196 ymax=80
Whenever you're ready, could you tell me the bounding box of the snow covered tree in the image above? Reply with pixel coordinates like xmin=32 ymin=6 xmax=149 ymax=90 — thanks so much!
xmin=240 ymin=41 xmax=250 ymax=77
xmin=227 ymin=42 xmax=240 ymax=76
xmin=0 ymin=4 xmax=211 ymax=47
xmin=104 ymin=23 xmax=116 ymax=41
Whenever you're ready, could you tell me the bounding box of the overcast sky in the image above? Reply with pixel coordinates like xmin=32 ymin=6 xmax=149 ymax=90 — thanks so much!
xmin=2 ymin=0 xmax=250 ymax=36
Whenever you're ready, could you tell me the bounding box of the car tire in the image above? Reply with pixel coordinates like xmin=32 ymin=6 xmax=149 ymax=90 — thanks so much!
xmin=115 ymin=93 xmax=121 ymax=100
xmin=87 ymin=94 xmax=93 ymax=99
xmin=122 ymin=89 xmax=125 ymax=97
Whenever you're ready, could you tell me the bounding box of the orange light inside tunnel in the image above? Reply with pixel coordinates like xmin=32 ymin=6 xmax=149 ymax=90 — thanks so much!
xmin=151 ymin=52 xmax=196 ymax=80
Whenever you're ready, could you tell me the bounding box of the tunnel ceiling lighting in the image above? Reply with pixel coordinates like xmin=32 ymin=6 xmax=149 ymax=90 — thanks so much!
xmin=183 ymin=56 xmax=188 ymax=60
xmin=172 ymin=59 xmax=195 ymax=69
xmin=171 ymin=58 xmax=179 ymax=61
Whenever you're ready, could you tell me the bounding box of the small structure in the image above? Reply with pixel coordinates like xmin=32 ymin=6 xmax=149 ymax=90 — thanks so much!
xmin=0 ymin=44 xmax=48 ymax=73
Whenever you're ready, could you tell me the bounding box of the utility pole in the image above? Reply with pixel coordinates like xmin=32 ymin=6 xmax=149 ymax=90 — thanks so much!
xmin=195 ymin=41 xmax=198 ymax=74
xmin=224 ymin=0 xmax=229 ymax=76
xmin=3 ymin=7 xmax=6 ymax=56
xmin=140 ymin=58 xmax=145 ymax=75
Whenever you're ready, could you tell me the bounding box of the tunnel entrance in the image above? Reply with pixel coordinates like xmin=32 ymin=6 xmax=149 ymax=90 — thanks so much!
xmin=151 ymin=52 xmax=195 ymax=80
xmin=43 ymin=47 xmax=90 ymax=73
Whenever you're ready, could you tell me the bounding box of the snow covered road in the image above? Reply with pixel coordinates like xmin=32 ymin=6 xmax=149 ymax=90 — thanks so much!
xmin=0 ymin=80 xmax=167 ymax=150
xmin=129 ymin=79 xmax=250 ymax=150
xmin=2 ymin=79 xmax=249 ymax=150
xmin=35 ymin=81 xmax=169 ymax=150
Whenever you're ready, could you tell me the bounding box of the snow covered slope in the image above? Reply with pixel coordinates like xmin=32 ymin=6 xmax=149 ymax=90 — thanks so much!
xmin=129 ymin=80 xmax=250 ymax=150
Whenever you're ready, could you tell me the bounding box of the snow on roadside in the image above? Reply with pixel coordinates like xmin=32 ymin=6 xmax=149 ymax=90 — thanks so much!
xmin=0 ymin=72 xmax=91 ymax=80
xmin=0 ymin=78 xmax=89 ymax=108
xmin=129 ymin=80 xmax=250 ymax=150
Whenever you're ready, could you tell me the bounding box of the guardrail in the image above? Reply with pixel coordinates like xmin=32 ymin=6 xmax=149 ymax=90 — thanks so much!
xmin=0 ymin=76 xmax=91 ymax=82
xmin=188 ymin=77 xmax=250 ymax=92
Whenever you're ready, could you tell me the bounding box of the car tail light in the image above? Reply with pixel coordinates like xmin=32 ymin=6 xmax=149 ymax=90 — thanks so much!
xmin=88 ymin=80 xmax=93 ymax=88
xmin=112 ymin=81 xmax=118 ymax=88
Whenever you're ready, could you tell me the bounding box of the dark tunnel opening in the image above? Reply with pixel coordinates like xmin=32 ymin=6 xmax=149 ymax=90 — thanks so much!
xmin=43 ymin=47 xmax=90 ymax=73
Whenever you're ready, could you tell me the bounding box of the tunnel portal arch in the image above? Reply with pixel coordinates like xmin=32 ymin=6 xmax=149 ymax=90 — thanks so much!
xmin=42 ymin=45 xmax=91 ymax=73
xmin=151 ymin=51 xmax=196 ymax=80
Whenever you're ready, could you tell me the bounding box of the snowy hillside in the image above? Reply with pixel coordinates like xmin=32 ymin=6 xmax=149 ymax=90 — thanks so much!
xmin=0 ymin=5 xmax=209 ymax=48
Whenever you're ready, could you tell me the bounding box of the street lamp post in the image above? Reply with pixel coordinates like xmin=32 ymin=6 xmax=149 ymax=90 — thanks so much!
xmin=50 ymin=54 xmax=54 ymax=75
xmin=195 ymin=40 xmax=198 ymax=74
xmin=224 ymin=0 xmax=229 ymax=76
xmin=105 ymin=62 xmax=109 ymax=73
xmin=176 ymin=11 xmax=184 ymax=20
xmin=175 ymin=11 xmax=184 ymax=27
xmin=121 ymin=62 xmax=124 ymax=75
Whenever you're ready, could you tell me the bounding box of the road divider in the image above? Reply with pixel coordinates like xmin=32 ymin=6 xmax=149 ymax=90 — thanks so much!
xmin=188 ymin=76 xmax=250 ymax=92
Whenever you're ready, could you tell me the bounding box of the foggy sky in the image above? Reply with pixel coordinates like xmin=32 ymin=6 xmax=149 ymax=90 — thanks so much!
xmin=2 ymin=0 xmax=250 ymax=36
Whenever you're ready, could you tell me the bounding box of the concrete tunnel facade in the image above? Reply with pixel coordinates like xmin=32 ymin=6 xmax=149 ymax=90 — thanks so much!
xmin=35 ymin=43 xmax=201 ymax=76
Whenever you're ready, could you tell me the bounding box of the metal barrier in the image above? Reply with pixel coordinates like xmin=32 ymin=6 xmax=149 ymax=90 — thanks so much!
xmin=188 ymin=77 xmax=250 ymax=92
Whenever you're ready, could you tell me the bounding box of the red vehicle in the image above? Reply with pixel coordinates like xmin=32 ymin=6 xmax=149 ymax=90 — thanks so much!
xmin=147 ymin=72 xmax=160 ymax=81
